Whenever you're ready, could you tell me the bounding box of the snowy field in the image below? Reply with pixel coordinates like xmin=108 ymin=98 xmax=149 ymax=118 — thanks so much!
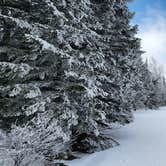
xmin=67 ymin=107 xmax=166 ymax=166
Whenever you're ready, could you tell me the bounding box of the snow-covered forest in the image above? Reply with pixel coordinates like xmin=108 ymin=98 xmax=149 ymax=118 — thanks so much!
xmin=0 ymin=0 xmax=166 ymax=166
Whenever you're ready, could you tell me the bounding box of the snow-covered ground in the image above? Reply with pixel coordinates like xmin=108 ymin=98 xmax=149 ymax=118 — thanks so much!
xmin=67 ymin=107 xmax=166 ymax=166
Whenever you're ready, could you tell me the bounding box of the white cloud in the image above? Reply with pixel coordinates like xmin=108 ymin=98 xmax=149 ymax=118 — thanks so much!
xmin=137 ymin=7 xmax=166 ymax=75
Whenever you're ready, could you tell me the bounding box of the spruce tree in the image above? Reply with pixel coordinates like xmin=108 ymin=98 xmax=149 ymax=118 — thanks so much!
xmin=0 ymin=0 xmax=146 ymax=165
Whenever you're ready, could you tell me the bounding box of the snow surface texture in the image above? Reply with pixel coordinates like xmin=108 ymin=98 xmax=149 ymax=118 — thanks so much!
xmin=67 ymin=108 xmax=166 ymax=166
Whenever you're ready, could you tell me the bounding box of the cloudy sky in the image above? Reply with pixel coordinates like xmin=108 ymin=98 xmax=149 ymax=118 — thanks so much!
xmin=129 ymin=0 xmax=166 ymax=75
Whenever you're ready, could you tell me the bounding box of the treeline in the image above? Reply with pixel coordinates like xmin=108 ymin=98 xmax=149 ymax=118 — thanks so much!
xmin=134 ymin=58 xmax=166 ymax=110
xmin=0 ymin=0 xmax=166 ymax=165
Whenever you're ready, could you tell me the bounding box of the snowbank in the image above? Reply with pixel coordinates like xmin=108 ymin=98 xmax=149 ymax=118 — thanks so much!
xmin=67 ymin=107 xmax=166 ymax=166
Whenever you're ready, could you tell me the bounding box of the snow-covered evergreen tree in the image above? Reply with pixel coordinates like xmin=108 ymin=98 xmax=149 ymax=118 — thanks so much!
xmin=145 ymin=59 xmax=166 ymax=108
xmin=134 ymin=58 xmax=166 ymax=110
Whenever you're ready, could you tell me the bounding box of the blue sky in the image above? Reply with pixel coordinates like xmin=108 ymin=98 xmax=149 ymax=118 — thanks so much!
xmin=129 ymin=0 xmax=166 ymax=23
xmin=129 ymin=0 xmax=166 ymax=75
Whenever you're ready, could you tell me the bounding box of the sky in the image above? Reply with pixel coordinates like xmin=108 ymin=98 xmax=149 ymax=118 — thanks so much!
xmin=128 ymin=0 xmax=166 ymax=75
